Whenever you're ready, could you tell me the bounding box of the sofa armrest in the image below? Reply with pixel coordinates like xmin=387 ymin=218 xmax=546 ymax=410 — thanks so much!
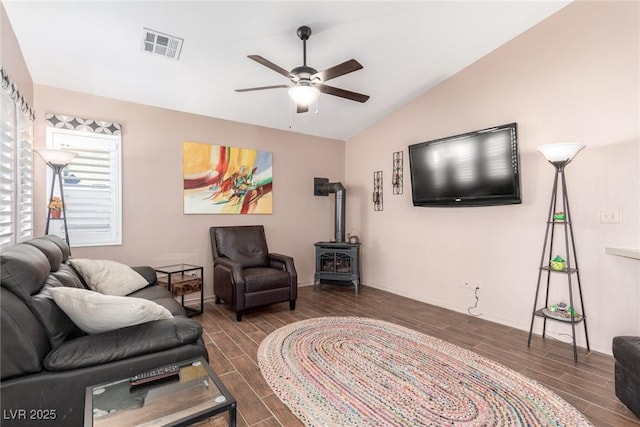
xmin=613 ymin=336 xmax=640 ymax=368
xmin=44 ymin=318 xmax=201 ymax=371
xmin=131 ymin=266 xmax=158 ymax=285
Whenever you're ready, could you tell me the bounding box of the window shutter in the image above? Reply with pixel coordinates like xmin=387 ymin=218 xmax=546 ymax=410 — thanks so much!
xmin=17 ymin=110 xmax=34 ymax=242
xmin=0 ymin=69 xmax=35 ymax=249
xmin=0 ymin=91 xmax=16 ymax=248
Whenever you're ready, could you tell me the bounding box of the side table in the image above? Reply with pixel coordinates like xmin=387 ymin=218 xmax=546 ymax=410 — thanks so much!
xmin=154 ymin=264 xmax=204 ymax=316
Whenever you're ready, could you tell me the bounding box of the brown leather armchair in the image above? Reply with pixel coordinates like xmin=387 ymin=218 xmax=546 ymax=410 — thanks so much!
xmin=209 ymin=226 xmax=297 ymax=321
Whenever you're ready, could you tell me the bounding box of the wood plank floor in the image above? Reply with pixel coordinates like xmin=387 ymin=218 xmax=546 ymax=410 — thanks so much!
xmin=192 ymin=285 xmax=640 ymax=427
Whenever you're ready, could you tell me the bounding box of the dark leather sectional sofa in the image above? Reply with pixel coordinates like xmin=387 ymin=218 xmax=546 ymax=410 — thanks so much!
xmin=1 ymin=235 xmax=208 ymax=426
xmin=613 ymin=336 xmax=640 ymax=418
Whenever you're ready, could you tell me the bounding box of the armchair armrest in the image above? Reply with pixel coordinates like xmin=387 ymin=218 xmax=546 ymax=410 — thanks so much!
xmin=269 ymin=253 xmax=297 ymax=301
xmin=44 ymin=318 xmax=202 ymax=371
xmin=269 ymin=253 xmax=297 ymax=274
xmin=214 ymin=257 xmax=246 ymax=286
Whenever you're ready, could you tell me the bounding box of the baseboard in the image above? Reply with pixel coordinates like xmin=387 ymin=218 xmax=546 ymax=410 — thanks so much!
xmin=187 ymin=280 xmax=610 ymax=355
xmin=362 ymin=281 xmax=610 ymax=356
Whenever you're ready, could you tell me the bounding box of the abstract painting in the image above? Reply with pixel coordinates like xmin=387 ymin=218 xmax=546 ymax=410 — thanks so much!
xmin=183 ymin=141 xmax=273 ymax=214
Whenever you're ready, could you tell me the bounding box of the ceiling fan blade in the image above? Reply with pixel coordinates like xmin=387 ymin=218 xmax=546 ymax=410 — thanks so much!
xmin=247 ymin=55 xmax=293 ymax=79
xmin=235 ymin=85 xmax=290 ymax=93
xmin=318 ymin=84 xmax=370 ymax=103
xmin=297 ymin=104 xmax=309 ymax=114
xmin=312 ymin=59 xmax=363 ymax=82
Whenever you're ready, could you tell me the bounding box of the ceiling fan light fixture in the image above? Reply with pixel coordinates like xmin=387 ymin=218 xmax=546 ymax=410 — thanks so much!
xmin=288 ymin=82 xmax=320 ymax=107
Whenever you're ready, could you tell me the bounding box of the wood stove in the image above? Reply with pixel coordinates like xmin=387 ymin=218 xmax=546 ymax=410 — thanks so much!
xmin=314 ymin=241 xmax=361 ymax=295
xmin=313 ymin=177 xmax=361 ymax=294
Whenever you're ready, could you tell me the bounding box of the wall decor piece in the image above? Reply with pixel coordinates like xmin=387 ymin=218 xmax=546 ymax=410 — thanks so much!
xmin=373 ymin=170 xmax=383 ymax=211
xmin=183 ymin=142 xmax=273 ymax=214
xmin=392 ymin=151 xmax=403 ymax=195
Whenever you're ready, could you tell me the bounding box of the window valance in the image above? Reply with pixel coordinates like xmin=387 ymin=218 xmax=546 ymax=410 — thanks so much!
xmin=45 ymin=113 xmax=121 ymax=136
xmin=1 ymin=68 xmax=35 ymax=122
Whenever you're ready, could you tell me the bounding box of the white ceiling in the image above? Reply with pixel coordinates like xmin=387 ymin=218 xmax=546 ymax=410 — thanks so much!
xmin=4 ymin=1 xmax=570 ymax=140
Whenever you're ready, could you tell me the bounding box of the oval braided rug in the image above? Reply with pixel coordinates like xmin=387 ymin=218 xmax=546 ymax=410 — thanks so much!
xmin=258 ymin=317 xmax=593 ymax=426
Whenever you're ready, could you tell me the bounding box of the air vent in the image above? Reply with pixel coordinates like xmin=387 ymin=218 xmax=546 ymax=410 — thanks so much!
xmin=141 ymin=28 xmax=183 ymax=60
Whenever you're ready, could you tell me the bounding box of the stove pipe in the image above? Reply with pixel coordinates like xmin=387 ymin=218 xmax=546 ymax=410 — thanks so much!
xmin=314 ymin=178 xmax=346 ymax=243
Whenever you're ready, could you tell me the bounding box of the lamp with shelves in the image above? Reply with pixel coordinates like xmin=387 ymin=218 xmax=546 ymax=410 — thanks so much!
xmin=527 ymin=142 xmax=590 ymax=362
xmin=36 ymin=148 xmax=78 ymax=246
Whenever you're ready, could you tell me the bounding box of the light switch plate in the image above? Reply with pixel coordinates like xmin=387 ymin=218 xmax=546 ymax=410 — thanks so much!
xmin=600 ymin=209 xmax=619 ymax=224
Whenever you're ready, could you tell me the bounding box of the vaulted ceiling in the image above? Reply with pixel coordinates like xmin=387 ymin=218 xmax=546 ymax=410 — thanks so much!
xmin=4 ymin=1 xmax=569 ymax=140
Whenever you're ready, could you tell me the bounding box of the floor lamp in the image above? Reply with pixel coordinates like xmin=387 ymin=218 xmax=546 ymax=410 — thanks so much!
xmin=36 ymin=148 xmax=78 ymax=246
xmin=528 ymin=142 xmax=589 ymax=362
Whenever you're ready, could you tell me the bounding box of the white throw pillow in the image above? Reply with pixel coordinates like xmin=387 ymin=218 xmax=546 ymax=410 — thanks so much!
xmin=49 ymin=287 xmax=173 ymax=334
xmin=69 ymin=258 xmax=148 ymax=296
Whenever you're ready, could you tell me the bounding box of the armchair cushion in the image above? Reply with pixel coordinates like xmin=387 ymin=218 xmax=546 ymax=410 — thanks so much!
xmin=213 ymin=225 xmax=269 ymax=268
xmin=244 ymin=267 xmax=291 ymax=293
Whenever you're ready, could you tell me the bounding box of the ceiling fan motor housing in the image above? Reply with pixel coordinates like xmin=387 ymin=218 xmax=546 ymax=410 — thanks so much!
xmin=297 ymin=26 xmax=312 ymax=41
xmin=291 ymin=65 xmax=320 ymax=82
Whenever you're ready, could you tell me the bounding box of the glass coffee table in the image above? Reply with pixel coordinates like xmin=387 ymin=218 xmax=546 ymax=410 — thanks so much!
xmin=84 ymin=357 xmax=236 ymax=426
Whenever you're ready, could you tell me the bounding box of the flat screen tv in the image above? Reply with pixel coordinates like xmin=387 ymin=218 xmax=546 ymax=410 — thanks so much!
xmin=408 ymin=123 xmax=521 ymax=207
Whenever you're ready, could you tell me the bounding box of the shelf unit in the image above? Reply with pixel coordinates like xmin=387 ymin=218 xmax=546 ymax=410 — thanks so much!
xmin=527 ymin=161 xmax=590 ymax=362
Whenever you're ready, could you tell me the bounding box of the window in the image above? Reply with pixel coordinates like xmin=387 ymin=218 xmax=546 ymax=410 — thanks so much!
xmin=1 ymin=71 xmax=34 ymax=250
xmin=45 ymin=114 xmax=122 ymax=247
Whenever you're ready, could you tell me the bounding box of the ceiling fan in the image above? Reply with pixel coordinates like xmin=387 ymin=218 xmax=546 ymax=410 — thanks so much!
xmin=236 ymin=25 xmax=369 ymax=113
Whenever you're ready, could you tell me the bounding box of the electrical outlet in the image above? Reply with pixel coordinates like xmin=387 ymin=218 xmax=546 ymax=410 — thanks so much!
xmin=460 ymin=277 xmax=482 ymax=293
xmin=600 ymin=209 xmax=619 ymax=224
xmin=462 ymin=280 xmax=481 ymax=291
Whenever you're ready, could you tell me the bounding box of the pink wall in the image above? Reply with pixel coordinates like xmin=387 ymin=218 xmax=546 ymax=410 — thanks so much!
xmin=33 ymin=85 xmax=345 ymax=297
xmin=345 ymin=1 xmax=639 ymax=354
xmin=0 ymin=3 xmax=32 ymax=104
